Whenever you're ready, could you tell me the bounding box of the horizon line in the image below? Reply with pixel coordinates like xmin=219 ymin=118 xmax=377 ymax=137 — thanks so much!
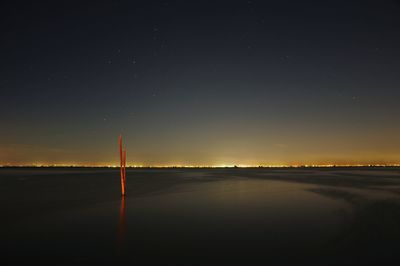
xmin=1 ymin=164 xmax=400 ymax=168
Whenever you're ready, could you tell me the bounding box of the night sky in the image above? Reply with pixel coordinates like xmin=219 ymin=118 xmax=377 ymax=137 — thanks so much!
xmin=1 ymin=0 xmax=400 ymax=166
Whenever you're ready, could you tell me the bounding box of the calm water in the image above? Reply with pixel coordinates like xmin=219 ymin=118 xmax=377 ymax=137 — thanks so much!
xmin=1 ymin=167 xmax=400 ymax=265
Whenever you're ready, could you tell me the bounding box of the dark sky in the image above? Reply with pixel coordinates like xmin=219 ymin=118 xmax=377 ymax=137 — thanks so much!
xmin=1 ymin=0 xmax=400 ymax=166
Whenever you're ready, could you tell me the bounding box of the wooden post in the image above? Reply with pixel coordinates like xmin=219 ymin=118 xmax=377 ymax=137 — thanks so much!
xmin=123 ymin=148 xmax=126 ymax=194
xmin=119 ymin=134 xmax=126 ymax=196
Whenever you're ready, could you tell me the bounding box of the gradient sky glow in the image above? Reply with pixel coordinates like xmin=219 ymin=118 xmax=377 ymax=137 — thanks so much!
xmin=1 ymin=0 xmax=400 ymax=166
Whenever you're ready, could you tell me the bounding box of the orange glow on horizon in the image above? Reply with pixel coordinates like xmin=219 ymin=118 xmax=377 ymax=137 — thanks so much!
xmin=1 ymin=163 xmax=400 ymax=168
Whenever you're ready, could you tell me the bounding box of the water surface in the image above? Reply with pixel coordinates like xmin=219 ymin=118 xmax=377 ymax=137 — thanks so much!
xmin=1 ymin=167 xmax=400 ymax=265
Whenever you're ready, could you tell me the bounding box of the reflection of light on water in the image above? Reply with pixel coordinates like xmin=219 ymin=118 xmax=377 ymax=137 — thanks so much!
xmin=116 ymin=196 xmax=126 ymax=256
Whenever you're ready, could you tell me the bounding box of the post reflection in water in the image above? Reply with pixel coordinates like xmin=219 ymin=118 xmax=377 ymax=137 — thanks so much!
xmin=116 ymin=196 xmax=127 ymax=256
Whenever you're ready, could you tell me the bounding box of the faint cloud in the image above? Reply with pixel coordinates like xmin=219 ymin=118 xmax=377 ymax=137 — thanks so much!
xmin=275 ymin=143 xmax=288 ymax=148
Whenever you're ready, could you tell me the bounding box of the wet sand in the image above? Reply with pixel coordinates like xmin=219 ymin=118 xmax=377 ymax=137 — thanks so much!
xmin=1 ymin=167 xmax=400 ymax=265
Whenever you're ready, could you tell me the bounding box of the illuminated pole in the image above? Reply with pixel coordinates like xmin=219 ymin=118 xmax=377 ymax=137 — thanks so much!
xmin=119 ymin=134 xmax=127 ymax=196
xmin=123 ymin=148 xmax=126 ymax=193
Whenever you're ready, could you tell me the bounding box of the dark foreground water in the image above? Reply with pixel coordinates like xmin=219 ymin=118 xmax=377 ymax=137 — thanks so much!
xmin=1 ymin=167 xmax=400 ymax=265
